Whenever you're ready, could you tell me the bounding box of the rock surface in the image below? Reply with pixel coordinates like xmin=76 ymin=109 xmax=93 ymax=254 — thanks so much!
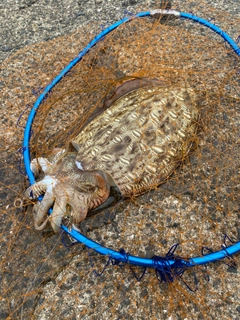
xmin=0 ymin=1 xmax=239 ymax=319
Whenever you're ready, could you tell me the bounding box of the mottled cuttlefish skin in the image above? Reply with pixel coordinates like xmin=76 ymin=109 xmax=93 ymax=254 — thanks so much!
xmin=25 ymin=79 xmax=199 ymax=232
xmin=72 ymin=84 xmax=199 ymax=196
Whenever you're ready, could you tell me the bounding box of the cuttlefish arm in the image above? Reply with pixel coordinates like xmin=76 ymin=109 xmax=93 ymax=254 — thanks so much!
xmin=25 ymin=153 xmax=110 ymax=232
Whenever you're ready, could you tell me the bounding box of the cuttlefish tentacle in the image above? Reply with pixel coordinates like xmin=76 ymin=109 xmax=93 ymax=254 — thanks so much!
xmin=25 ymin=175 xmax=59 ymax=199
xmin=33 ymin=194 xmax=53 ymax=230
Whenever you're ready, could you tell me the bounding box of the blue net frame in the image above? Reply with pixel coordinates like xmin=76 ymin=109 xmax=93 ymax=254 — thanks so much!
xmin=23 ymin=10 xmax=240 ymax=273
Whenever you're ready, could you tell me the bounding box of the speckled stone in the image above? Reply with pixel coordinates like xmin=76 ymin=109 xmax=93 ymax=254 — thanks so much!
xmin=0 ymin=1 xmax=239 ymax=320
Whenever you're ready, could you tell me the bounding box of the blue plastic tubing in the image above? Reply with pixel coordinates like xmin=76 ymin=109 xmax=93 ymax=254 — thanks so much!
xmin=23 ymin=11 xmax=240 ymax=269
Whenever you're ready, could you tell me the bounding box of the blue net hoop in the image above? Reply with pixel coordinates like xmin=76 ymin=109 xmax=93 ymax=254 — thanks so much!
xmin=23 ymin=10 xmax=240 ymax=272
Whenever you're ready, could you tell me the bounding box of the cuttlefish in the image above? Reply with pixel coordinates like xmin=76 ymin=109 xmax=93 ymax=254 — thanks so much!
xmin=25 ymin=78 xmax=199 ymax=232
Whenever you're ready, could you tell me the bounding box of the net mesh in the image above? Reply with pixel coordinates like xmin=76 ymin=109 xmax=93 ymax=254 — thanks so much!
xmin=0 ymin=1 xmax=239 ymax=319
